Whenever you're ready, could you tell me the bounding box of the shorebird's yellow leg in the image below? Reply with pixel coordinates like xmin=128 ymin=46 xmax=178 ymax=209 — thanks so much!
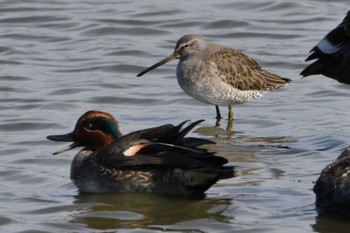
xmin=228 ymin=105 xmax=234 ymax=120
xmin=226 ymin=105 xmax=234 ymax=131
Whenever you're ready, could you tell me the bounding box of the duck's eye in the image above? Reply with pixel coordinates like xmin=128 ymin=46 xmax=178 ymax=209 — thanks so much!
xmin=85 ymin=123 xmax=96 ymax=130
xmin=184 ymin=44 xmax=191 ymax=48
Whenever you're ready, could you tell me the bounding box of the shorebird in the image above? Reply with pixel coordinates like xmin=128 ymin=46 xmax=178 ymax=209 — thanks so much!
xmin=137 ymin=34 xmax=290 ymax=124
xmin=301 ymin=10 xmax=350 ymax=84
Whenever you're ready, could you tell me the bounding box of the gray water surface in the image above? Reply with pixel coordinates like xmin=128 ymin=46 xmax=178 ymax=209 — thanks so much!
xmin=1 ymin=0 xmax=350 ymax=232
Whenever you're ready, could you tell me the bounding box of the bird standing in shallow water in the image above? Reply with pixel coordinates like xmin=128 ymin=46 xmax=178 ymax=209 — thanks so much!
xmin=137 ymin=34 xmax=291 ymax=127
xmin=47 ymin=110 xmax=235 ymax=196
xmin=301 ymin=10 xmax=350 ymax=84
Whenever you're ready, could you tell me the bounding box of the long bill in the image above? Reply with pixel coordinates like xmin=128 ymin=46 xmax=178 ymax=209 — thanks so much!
xmin=47 ymin=132 xmax=81 ymax=155
xmin=137 ymin=53 xmax=177 ymax=77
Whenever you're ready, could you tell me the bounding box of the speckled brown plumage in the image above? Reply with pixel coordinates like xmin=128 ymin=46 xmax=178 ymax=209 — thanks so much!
xmin=209 ymin=48 xmax=290 ymax=91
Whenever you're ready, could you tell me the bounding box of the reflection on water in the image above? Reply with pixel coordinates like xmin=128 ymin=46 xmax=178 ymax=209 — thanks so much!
xmin=312 ymin=211 xmax=350 ymax=233
xmin=72 ymin=193 xmax=233 ymax=231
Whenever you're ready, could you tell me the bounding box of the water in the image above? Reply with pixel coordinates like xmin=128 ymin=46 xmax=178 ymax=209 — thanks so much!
xmin=0 ymin=0 xmax=350 ymax=232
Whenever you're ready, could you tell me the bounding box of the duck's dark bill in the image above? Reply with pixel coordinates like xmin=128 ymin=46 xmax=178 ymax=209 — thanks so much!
xmin=47 ymin=132 xmax=74 ymax=142
xmin=51 ymin=142 xmax=81 ymax=155
xmin=47 ymin=132 xmax=80 ymax=155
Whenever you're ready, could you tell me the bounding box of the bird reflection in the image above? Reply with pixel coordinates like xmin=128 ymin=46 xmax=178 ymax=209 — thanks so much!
xmin=71 ymin=193 xmax=233 ymax=230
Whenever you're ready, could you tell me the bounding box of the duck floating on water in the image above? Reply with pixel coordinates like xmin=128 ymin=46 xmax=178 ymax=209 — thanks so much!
xmin=301 ymin=10 xmax=350 ymax=84
xmin=47 ymin=110 xmax=235 ymax=196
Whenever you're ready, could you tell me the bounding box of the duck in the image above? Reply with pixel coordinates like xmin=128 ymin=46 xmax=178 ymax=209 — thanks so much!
xmin=300 ymin=10 xmax=350 ymax=84
xmin=313 ymin=147 xmax=350 ymax=212
xmin=47 ymin=110 xmax=235 ymax=196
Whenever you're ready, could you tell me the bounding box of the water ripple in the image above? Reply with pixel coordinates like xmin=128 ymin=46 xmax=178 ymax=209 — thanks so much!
xmin=0 ymin=0 xmax=349 ymax=232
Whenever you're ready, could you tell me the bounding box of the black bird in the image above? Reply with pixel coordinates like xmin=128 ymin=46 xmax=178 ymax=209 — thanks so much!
xmin=301 ymin=10 xmax=350 ymax=84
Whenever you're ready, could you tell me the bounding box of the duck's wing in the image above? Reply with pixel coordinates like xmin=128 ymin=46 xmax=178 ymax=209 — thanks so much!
xmin=94 ymin=120 xmax=222 ymax=168
xmin=301 ymin=10 xmax=350 ymax=80
xmin=310 ymin=10 xmax=350 ymax=57
xmin=98 ymin=140 xmax=227 ymax=168
xmin=120 ymin=120 xmax=214 ymax=149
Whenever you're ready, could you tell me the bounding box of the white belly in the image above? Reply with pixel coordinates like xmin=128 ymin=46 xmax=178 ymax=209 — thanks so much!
xmin=176 ymin=63 xmax=264 ymax=106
